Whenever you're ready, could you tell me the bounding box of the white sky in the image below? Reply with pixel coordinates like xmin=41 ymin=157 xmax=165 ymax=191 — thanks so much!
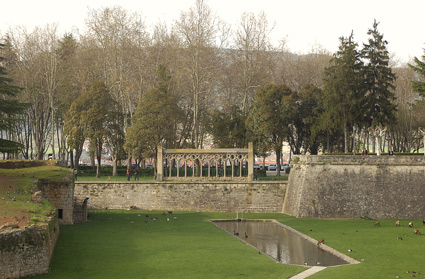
xmin=2 ymin=0 xmax=424 ymax=63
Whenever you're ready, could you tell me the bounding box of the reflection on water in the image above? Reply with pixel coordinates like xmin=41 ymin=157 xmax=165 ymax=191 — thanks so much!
xmin=214 ymin=220 xmax=349 ymax=267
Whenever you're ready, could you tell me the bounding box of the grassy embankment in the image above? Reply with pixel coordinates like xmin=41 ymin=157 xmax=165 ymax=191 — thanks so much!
xmin=28 ymin=210 xmax=425 ymax=279
xmin=0 ymin=165 xmax=70 ymax=226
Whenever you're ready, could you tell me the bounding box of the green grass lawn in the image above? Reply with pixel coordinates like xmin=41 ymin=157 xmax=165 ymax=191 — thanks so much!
xmin=27 ymin=210 xmax=425 ymax=279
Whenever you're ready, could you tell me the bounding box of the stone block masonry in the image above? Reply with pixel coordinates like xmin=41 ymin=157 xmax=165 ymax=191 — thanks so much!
xmin=0 ymin=215 xmax=59 ymax=279
xmin=74 ymin=181 xmax=286 ymax=213
xmin=283 ymin=155 xmax=425 ymax=219
xmin=37 ymin=177 xmax=75 ymax=224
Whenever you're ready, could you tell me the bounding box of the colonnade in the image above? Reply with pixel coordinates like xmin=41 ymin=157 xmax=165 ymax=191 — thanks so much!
xmin=157 ymin=143 xmax=254 ymax=182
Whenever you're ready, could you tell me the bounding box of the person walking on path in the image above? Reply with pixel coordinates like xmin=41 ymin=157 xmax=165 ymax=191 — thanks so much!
xmin=74 ymin=169 xmax=78 ymax=181
xmin=126 ymin=169 xmax=131 ymax=181
xmin=134 ymin=170 xmax=139 ymax=181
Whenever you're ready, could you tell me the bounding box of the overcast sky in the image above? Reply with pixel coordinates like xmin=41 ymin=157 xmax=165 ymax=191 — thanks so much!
xmin=2 ymin=0 xmax=424 ymax=63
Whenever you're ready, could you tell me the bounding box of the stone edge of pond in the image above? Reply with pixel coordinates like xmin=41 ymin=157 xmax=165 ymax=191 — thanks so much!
xmin=271 ymin=220 xmax=361 ymax=266
xmin=210 ymin=219 xmax=361 ymax=267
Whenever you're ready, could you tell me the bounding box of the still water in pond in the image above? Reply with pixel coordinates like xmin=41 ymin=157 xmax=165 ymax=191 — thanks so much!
xmin=214 ymin=220 xmax=349 ymax=267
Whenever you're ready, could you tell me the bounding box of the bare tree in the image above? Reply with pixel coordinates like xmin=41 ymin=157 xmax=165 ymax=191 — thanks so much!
xmin=275 ymin=44 xmax=331 ymax=92
xmin=7 ymin=27 xmax=58 ymax=159
xmin=174 ymin=0 xmax=229 ymax=148
xmin=84 ymin=6 xmax=150 ymax=171
xmin=232 ymin=11 xmax=275 ymax=114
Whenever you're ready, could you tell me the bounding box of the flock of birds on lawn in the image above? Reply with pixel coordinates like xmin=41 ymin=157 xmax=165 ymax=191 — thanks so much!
xmin=314 ymin=219 xmax=425 ymax=252
xmin=129 ymin=210 xmax=177 ymax=224
xmin=372 ymin=219 xmax=424 ymax=236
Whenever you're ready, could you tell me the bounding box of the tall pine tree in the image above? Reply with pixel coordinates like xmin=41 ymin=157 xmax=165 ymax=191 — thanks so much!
xmin=408 ymin=48 xmax=425 ymax=96
xmin=321 ymin=32 xmax=364 ymax=153
xmin=361 ymin=20 xmax=396 ymax=128
xmin=0 ymin=43 xmax=27 ymax=154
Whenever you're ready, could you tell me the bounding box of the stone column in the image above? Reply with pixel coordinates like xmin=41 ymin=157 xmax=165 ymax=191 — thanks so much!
xmin=248 ymin=142 xmax=254 ymax=182
xmin=157 ymin=145 xmax=163 ymax=181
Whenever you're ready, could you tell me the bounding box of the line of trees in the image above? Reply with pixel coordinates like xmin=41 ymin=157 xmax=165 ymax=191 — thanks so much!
xmin=1 ymin=1 xmax=425 ymax=176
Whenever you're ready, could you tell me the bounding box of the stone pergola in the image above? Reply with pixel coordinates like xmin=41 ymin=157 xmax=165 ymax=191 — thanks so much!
xmin=157 ymin=142 xmax=254 ymax=182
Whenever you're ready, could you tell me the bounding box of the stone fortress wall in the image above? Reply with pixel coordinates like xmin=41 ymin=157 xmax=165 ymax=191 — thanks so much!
xmin=74 ymin=181 xmax=286 ymax=213
xmin=0 ymin=215 xmax=59 ymax=279
xmin=283 ymin=155 xmax=425 ymax=219
xmin=0 ymin=160 xmax=75 ymax=279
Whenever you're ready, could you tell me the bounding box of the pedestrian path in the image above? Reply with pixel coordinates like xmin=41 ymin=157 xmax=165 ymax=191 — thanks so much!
xmin=289 ymin=266 xmax=327 ymax=279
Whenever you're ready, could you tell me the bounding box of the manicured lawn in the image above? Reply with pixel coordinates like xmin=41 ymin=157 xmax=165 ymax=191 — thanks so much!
xmin=28 ymin=211 xmax=425 ymax=279
xmin=31 ymin=211 xmax=305 ymax=279
xmin=283 ymin=217 xmax=425 ymax=279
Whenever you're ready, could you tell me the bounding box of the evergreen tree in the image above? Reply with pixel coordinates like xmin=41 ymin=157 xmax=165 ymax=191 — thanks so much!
xmin=321 ymin=32 xmax=364 ymax=152
xmin=64 ymin=82 xmax=118 ymax=177
xmin=125 ymin=88 xmax=182 ymax=176
xmin=294 ymin=84 xmax=323 ymax=155
xmin=0 ymin=44 xmax=27 ymax=154
xmin=247 ymin=83 xmax=293 ymax=176
xmin=408 ymin=48 xmax=425 ymax=96
xmin=208 ymin=105 xmax=248 ymax=148
xmin=361 ymin=19 xmax=397 ymax=128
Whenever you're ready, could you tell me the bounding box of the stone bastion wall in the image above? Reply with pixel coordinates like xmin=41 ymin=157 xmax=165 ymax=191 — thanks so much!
xmin=74 ymin=181 xmax=286 ymax=213
xmin=0 ymin=215 xmax=59 ymax=279
xmin=283 ymin=155 xmax=425 ymax=219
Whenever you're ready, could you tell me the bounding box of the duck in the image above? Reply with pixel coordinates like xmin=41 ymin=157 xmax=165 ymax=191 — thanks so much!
xmin=244 ymin=232 xmax=248 ymax=239
xmin=233 ymin=231 xmax=239 ymax=236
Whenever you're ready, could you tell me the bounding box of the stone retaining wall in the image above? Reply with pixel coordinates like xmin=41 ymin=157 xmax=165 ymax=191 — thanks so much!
xmin=37 ymin=177 xmax=75 ymax=224
xmin=283 ymin=155 xmax=425 ymax=219
xmin=74 ymin=181 xmax=286 ymax=213
xmin=0 ymin=215 xmax=59 ymax=279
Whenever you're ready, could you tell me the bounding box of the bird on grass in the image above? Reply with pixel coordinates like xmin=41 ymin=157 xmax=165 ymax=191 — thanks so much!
xmin=244 ymin=232 xmax=248 ymax=239
xmin=395 ymin=220 xmax=400 ymax=226
xmin=373 ymin=222 xmax=381 ymax=226
xmin=414 ymin=229 xmax=421 ymax=235
xmin=317 ymin=238 xmax=324 ymax=246
xmin=233 ymin=231 xmax=239 ymax=236
xmin=409 ymin=222 xmax=414 ymax=228
xmin=173 ymin=216 xmax=177 ymax=220
xmin=422 ymin=219 xmax=425 ymax=225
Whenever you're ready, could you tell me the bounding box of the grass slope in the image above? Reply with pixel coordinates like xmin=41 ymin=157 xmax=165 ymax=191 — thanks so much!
xmin=0 ymin=165 xmax=70 ymax=226
xmin=27 ymin=211 xmax=425 ymax=279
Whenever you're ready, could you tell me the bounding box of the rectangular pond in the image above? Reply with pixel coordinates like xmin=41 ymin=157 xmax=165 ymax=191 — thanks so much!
xmin=213 ymin=219 xmax=356 ymax=267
